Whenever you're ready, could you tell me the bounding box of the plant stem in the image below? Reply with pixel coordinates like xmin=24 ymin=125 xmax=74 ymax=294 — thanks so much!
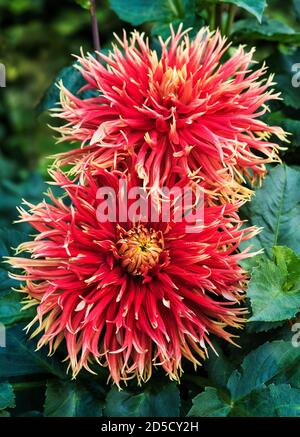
xmin=225 ymin=4 xmax=237 ymax=36
xmin=168 ymin=0 xmax=184 ymax=18
xmin=209 ymin=3 xmax=216 ymax=30
xmin=90 ymin=0 xmax=101 ymax=60
xmin=215 ymin=3 xmax=223 ymax=32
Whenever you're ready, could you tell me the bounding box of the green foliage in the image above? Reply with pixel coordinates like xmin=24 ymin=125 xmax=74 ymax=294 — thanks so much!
xmin=189 ymin=341 xmax=300 ymax=417
xmin=188 ymin=387 xmax=231 ymax=417
xmin=38 ymin=64 xmax=98 ymax=113
xmin=0 ymin=157 xmax=48 ymax=228
xmin=234 ymin=384 xmax=300 ymax=417
xmin=281 ymin=119 xmax=300 ymax=147
xmin=0 ymin=229 xmax=28 ymax=295
xmin=265 ymin=115 xmax=300 ymax=148
xmin=246 ymin=320 xmax=285 ymax=333
xmin=44 ymin=380 xmax=104 ymax=417
xmin=242 ymin=165 xmax=300 ymax=257
xmin=0 ymin=411 xmax=10 ymax=417
xmin=189 ymin=384 xmax=300 ymax=417
xmin=0 ymin=292 xmax=35 ymax=326
xmin=276 ymin=74 xmax=300 ymax=109
xmin=204 ymin=345 xmax=235 ymax=389
xmin=109 ymin=0 xmax=202 ymax=38
xmin=74 ymin=0 xmax=92 ymax=10
xmin=0 ymin=324 xmax=66 ymax=378
xmin=104 ymin=382 xmax=180 ymax=417
xmin=0 ymin=383 xmax=15 ymax=410
xmin=0 ymin=228 xmax=42 ymax=326
xmin=232 ymin=18 xmax=300 ymax=44
xmin=248 ymin=246 xmax=300 ymax=322
xmin=190 ymin=383 xmax=300 ymax=416
xmin=109 ymin=0 xmax=169 ymax=25
xmin=294 ymin=0 xmax=300 ymax=21
xmin=220 ymin=0 xmax=267 ymax=22
xmin=227 ymin=340 xmax=300 ymax=400
xmin=109 ymin=0 xmax=196 ymax=27
xmin=0 ymin=0 xmax=119 ymax=171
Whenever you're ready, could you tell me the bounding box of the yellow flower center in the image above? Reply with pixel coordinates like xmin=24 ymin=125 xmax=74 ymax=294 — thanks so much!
xmin=159 ymin=65 xmax=187 ymax=100
xmin=117 ymin=225 xmax=165 ymax=275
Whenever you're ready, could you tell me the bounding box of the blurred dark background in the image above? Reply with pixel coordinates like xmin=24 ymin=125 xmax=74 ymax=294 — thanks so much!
xmin=0 ymin=0 xmax=132 ymax=230
xmin=0 ymin=0 xmax=126 ymax=172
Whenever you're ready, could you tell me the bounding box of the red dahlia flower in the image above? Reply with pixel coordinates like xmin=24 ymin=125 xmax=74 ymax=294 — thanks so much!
xmin=8 ymin=170 xmax=257 ymax=385
xmin=53 ymin=25 xmax=287 ymax=202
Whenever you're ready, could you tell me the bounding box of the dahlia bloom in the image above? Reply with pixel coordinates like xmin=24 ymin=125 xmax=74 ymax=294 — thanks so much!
xmin=8 ymin=169 xmax=257 ymax=385
xmin=53 ymin=25 xmax=287 ymax=202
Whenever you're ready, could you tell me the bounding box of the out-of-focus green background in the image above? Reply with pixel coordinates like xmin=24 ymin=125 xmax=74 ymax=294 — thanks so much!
xmin=0 ymin=0 xmax=132 ymax=231
xmin=0 ymin=0 xmax=126 ymax=173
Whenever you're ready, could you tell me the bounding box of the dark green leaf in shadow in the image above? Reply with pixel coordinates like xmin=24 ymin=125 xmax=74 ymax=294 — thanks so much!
xmin=104 ymin=381 xmax=180 ymax=417
xmin=44 ymin=379 xmax=103 ymax=417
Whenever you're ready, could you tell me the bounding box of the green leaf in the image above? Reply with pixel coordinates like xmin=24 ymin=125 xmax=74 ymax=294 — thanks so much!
xmin=0 ymin=168 xmax=47 ymax=228
xmin=0 ymin=229 xmax=28 ymax=296
xmin=246 ymin=320 xmax=285 ymax=333
xmin=262 ymin=112 xmax=300 ymax=149
xmin=0 ymin=324 xmax=66 ymax=378
xmin=190 ymin=384 xmax=300 ymax=417
xmin=38 ymin=63 xmax=97 ymax=113
xmin=232 ymin=18 xmax=300 ymax=44
xmin=243 ymin=165 xmax=300 ymax=257
xmin=227 ymin=340 xmax=300 ymax=401
xmin=109 ymin=0 xmax=192 ymax=26
xmin=267 ymin=48 xmax=300 ymax=77
xmin=232 ymin=384 xmax=300 ymax=417
xmin=293 ymin=0 xmax=300 ymax=21
xmin=275 ymin=74 xmax=300 ymax=110
xmin=238 ymin=254 xmax=262 ymax=272
xmin=44 ymin=380 xmax=103 ymax=417
xmin=187 ymin=387 xmax=231 ymax=417
xmin=109 ymin=0 xmax=164 ymax=25
xmin=220 ymin=0 xmax=267 ymax=22
xmin=282 ymin=120 xmax=300 ymax=147
xmin=273 ymin=246 xmax=300 ymax=288
xmin=104 ymin=382 xmax=180 ymax=417
xmin=38 ymin=65 xmax=83 ymax=112
xmin=0 ymin=383 xmax=15 ymax=410
xmin=278 ymin=362 xmax=300 ymax=389
xmin=0 ymin=292 xmax=35 ymax=326
xmin=151 ymin=14 xmax=201 ymax=39
xmin=74 ymin=0 xmax=91 ymax=9
xmin=277 ymin=118 xmax=300 ymax=147
xmin=0 ymin=268 xmax=15 ymax=298
xmin=0 ymin=229 xmax=27 ymax=259
xmin=0 ymin=411 xmax=10 ymax=417
xmin=248 ymin=246 xmax=300 ymax=322
xmin=205 ymin=345 xmax=234 ymax=389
